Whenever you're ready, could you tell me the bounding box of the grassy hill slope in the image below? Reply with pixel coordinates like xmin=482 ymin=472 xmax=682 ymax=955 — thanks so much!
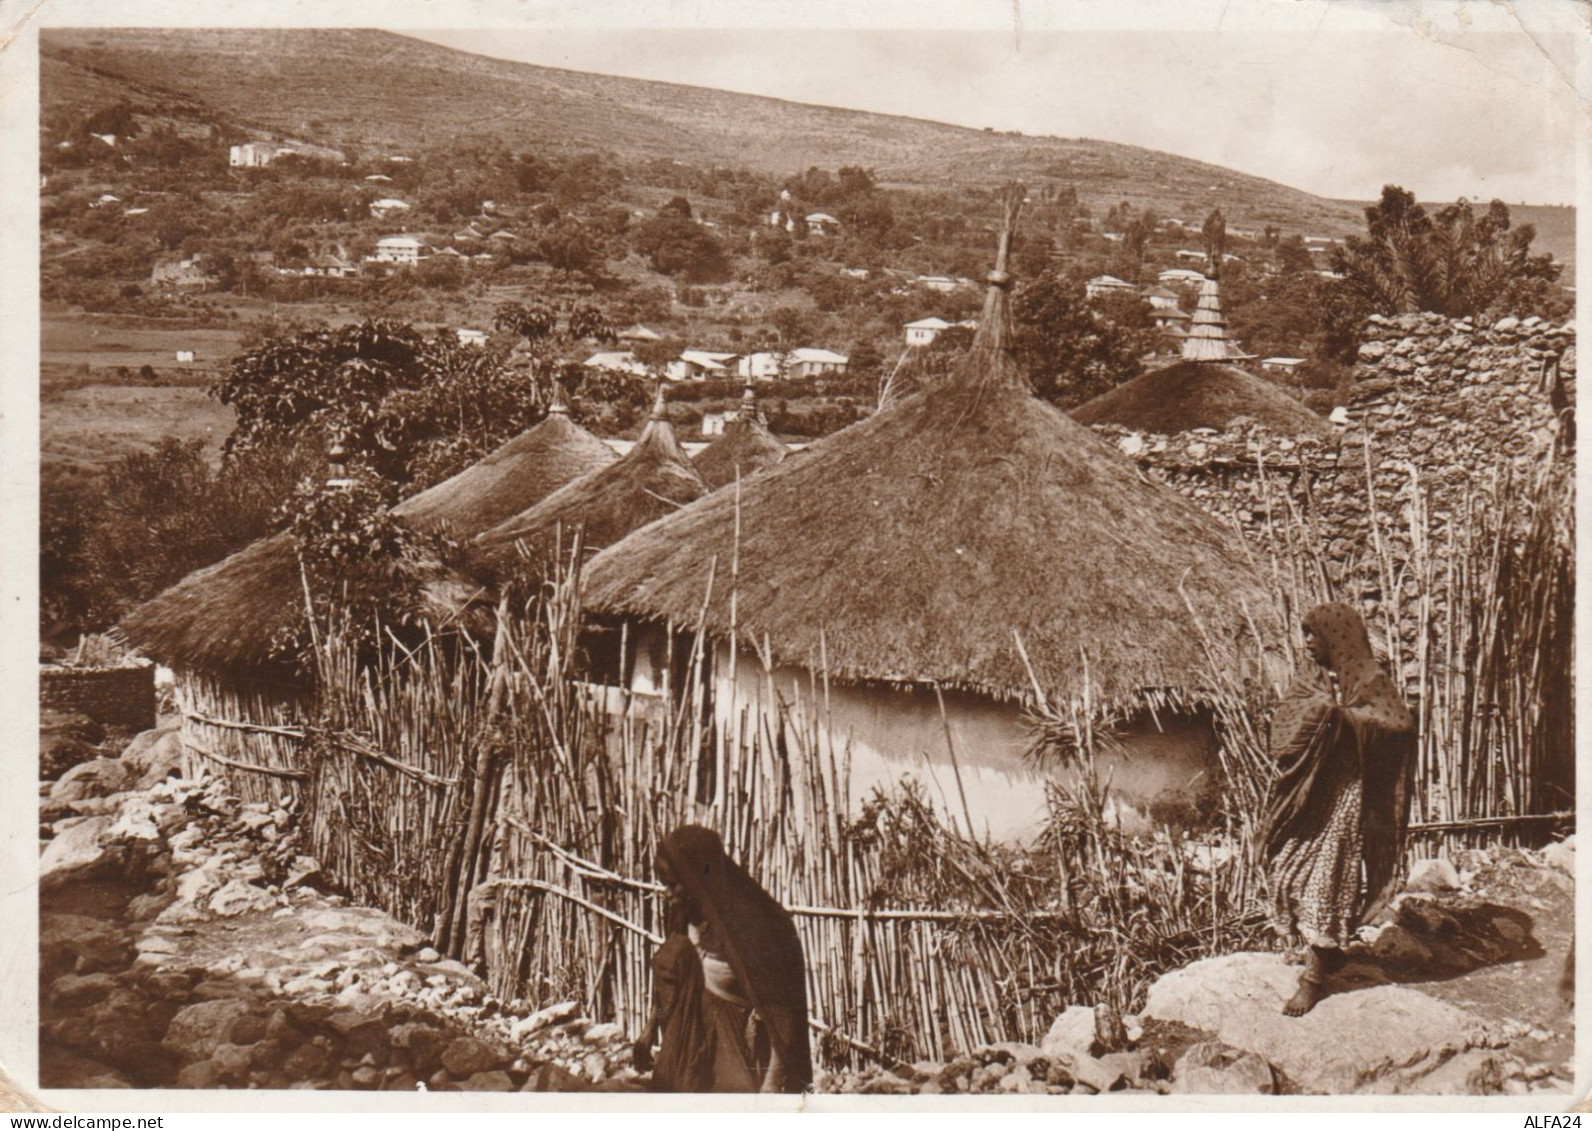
xmin=42 ymin=27 xmax=1369 ymax=234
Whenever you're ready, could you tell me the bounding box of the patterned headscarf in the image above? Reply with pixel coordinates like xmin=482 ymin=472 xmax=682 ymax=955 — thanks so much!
xmin=1303 ymin=602 xmax=1414 ymax=732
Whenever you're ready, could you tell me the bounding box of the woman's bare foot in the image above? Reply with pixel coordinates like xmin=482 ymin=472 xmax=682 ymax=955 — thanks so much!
xmin=1282 ymin=976 xmax=1323 ymax=1017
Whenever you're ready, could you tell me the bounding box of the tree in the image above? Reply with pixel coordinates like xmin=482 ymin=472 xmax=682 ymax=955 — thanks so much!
xmin=1012 ymin=270 xmax=1147 ymax=407
xmin=632 ymin=214 xmax=730 ymax=282
xmin=1320 ymin=186 xmax=1566 ymax=359
xmin=216 ymin=310 xmax=608 ymax=489
xmin=1201 ymin=209 xmax=1227 ymax=270
xmin=539 ymin=223 xmax=601 ymax=275
xmin=1275 ymin=235 xmax=1314 ymax=275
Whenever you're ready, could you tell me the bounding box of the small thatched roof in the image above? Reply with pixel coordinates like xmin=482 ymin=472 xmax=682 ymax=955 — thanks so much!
xmin=118 ymin=533 xmax=483 ymax=678
xmin=120 ymin=406 xmax=614 ymax=677
xmin=393 ymin=405 xmax=617 ymax=537
xmin=581 ymin=197 xmax=1283 ymax=712
xmin=1071 ymin=362 xmax=1330 ymax=437
xmin=476 ymin=391 xmax=708 ymax=570
xmin=693 ymin=387 xmax=788 ymax=490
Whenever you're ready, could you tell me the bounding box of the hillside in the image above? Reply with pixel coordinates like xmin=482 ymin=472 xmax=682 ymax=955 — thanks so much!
xmin=40 ymin=27 xmax=1368 ymax=235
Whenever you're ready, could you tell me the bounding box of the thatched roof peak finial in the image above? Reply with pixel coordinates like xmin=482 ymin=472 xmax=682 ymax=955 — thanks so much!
xmin=739 ymin=382 xmax=758 ymax=420
xmin=649 ymin=383 xmax=667 ymax=420
xmin=548 ymin=382 xmax=569 ymax=415
xmin=957 ymin=184 xmax=1026 ymax=389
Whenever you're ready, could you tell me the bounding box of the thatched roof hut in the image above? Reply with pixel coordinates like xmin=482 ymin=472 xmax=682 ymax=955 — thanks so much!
xmin=118 ymin=532 xmax=482 ymax=678
xmin=476 ymin=390 xmax=708 ymax=571
xmin=393 ymin=403 xmax=617 ymax=536
xmin=581 ymin=203 xmax=1282 ymax=713
xmin=1071 ymin=361 xmax=1330 ymax=437
xmin=692 ymin=386 xmax=788 ymax=490
xmin=121 ymin=404 xmax=614 ymax=677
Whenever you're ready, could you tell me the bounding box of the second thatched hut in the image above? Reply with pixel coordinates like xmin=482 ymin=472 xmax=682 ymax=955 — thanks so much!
xmin=692 ymin=385 xmax=789 ymax=490
xmin=581 ymin=205 xmax=1284 ymax=840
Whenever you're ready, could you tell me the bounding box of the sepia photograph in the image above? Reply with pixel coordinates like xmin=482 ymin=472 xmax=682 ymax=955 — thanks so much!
xmin=2 ymin=0 xmax=1584 ymax=1113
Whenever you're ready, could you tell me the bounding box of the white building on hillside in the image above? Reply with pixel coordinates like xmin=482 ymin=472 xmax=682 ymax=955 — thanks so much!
xmin=667 ymin=350 xmax=738 ymax=382
xmin=1261 ymin=357 xmax=1307 ymax=374
xmin=457 ymin=328 xmax=488 ymax=347
xmin=736 ymin=352 xmax=784 ymax=381
xmin=1085 ymin=275 xmax=1136 ymax=300
xmin=373 ymin=236 xmax=426 ymax=265
xmin=370 ymin=198 xmax=412 ymax=220
xmin=787 ymin=348 xmax=849 ymax=379
xmin=585 ymin=351 xmax=650 ymax=377
xmin=904 ymin=317 xmax=952 ymax=347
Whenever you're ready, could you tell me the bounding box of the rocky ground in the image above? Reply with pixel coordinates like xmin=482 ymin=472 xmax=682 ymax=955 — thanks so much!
xmin=36 ymin=714 xmax=1577 ymax=1097
xmin=39 ymin=718 xmax=639 ymax=1093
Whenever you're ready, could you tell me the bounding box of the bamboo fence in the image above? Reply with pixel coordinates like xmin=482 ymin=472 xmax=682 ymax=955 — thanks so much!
xmin=165 ymin=424 xmax=1573 ymax=1067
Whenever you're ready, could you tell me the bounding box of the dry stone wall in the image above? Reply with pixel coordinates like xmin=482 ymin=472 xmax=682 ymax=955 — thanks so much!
xmin=1092 ymin=312 xmax=1574 ymax=651
xmin=41 ymin=662 xmax=158 ymax=733
xmin=1090 ymin=313 xmax=1575 ymax=828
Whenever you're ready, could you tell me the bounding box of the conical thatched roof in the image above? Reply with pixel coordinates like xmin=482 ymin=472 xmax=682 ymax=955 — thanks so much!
xmin=393 ymin=405 xmax=617 ymax=537
xmin=1071 ymin=362 xmax=1330 ymax=437
xmin=693 ymin=386 xmax=788 ymax=490
xmin=581 ymin=199 xmax=1282 ymax=711
xmin=476 ymin=392 xmax=708 ymax=571
xmin=118 ymin=532 xmax=483 ymax=678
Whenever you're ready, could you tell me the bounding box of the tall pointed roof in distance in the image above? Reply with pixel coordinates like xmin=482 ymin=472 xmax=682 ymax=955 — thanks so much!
xmin=581 ymin=189 xmax=1283 ymax=712
xmin=1181 ymin=273 xmax=1250 ymax=362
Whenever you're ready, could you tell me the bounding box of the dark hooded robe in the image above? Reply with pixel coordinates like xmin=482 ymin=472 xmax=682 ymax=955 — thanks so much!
xmin=646 ymin=915 xmax=712 ymax=1092
xmin=656 ymin=825 xmax=812 ymax=1093
xmin=1263 ymin=602 xmax=1417 ymax=948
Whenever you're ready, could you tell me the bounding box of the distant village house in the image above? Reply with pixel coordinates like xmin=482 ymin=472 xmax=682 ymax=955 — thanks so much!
xmin=1085 ymin=275 xmax=1136 ymax=300
xmin=151 ymin=256 xmax=219 ymax=290
xmin=372 ymin=235 xmax=425 ymax=265
xmin=787 ymin=348 xmax=849 ymax=379
xmin=736 ymin=352 xmax=784 ymax=382
xmin=666 ymin=350 xmax=737 ymax=382
xmin=584 ymin=351 xmax=650 ymax=377
xmin=904 ymin=317 xmax=952 ymax=347
xmin=370 ymin=198 xmax=412 ymax=220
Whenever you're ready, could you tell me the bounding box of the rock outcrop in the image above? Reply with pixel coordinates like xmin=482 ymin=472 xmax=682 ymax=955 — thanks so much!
xmin=1142 ymin=952 xmax=1503 ymax=1093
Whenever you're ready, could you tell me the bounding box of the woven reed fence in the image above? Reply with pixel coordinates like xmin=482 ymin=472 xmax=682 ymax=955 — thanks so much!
xmin=167 ymin=428 xmax=1572 ymax=1067
xmin=1239 ymin=433 xmax=1575 ymax=855
xmin=175 ymin=672 xmax=312 ymax=807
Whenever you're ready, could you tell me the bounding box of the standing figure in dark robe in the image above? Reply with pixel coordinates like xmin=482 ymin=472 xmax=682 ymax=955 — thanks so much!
xmin=634 ymin=897 xmax=712 ymax=1092
xmin=650 ymin=825 xmax=812 ymax=1093
xmin=1263 ymin=602 xmax=1417 ymax=1017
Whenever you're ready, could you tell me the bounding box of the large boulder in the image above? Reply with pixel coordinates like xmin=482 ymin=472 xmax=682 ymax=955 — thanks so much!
xmin=40 ymin=709 xmax=105 ymax=780
xmin=294 ymin=906 xmax=426 ymax=952
xmin=40 ymin=911 xmax=131 ymax=975
xmin=162 ymin=1000 xmax=257 ymax=1062
xmin=39 ymin=815 xmax=123 ymax=891
xmin=49 ymin=757 xmax=138 ymax=804
xmin=123 ymin=724 xmax=184 ymax=788
xmin=1040 ymin=1004 xmax=1100 ymax=1062
xmin=1142 ymin=952 xmax=1503 ymax=1094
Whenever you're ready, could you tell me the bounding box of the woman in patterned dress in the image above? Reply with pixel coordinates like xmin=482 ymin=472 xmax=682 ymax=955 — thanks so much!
xmin=1263 ymin=602 xmax=1417 ymax=1016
